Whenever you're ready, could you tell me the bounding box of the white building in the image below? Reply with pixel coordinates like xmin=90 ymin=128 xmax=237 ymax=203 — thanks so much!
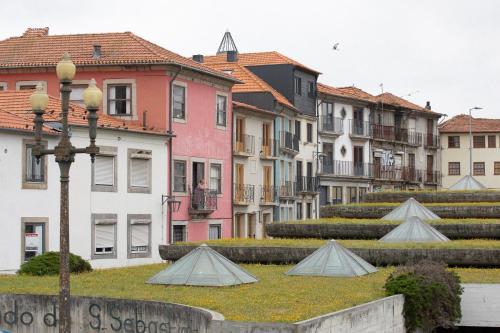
xmin=0 ymin=91 xmax=168 ymax=272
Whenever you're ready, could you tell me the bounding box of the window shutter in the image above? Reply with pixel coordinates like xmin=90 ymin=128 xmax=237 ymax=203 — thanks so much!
xmin=126 ymin=86 xmax=131 ymax=115
xmin=94 ymin=156 xmax=114 ymax=186
xmin=131 ymin=158 xmax=149 ymax=187
xmin=95 ymin=224 xmax=115 ymax=251
xmin=131 ymin=224 xmax=149 ymax=251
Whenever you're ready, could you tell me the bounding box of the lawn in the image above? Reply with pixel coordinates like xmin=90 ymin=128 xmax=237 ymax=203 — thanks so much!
xmin=183 ymin=238 xmax=500 ymax=249
xmin=1 ymin=264 xmax=499 ymax=322
xmin=282 ymin=218 xmax=500 ymax=225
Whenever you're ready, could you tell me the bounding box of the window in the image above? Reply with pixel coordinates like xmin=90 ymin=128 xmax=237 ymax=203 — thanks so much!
xmin=296 ymin=202 xmax=303 ymax=220
xmin=306 ymin=203 xmax=312 ymax=219
xmin=128 ymin=149 xmax=152 ymax=193
xmin=346 ymin=187 xmax=357 ymax=204
xmin=92 ymin=147 xmax=117 ymax=192
xmin=473 ymin=162 xmax=485 ymax=176
xmin=209 ymin=224 xmax=221 ymax=240
xmin=307 ymin=81 xmax=315 ymax=98
xmin=23 ymin=141 xmax=47 ymax=190
xmin=92 ymin=214 xmax=117 ymax=259
xmin=306 ymin=123 xmax=313 ymax=143
xmin=448 ymin=162 xmax=461 ymax=176
xmin=210 ymin=163 xmax=222 ymax=194
xmin=495 ymin=162 xmax=500 ymax=175
xmin=448 ymin=136 xmax=460 ymax=148
xmin=19 ymin=84 xmax=37 ymax=90
xmin=488 ymin=135 xmax=497 ymax=148
xmin=173 ymin=160 xmax=187 ymax=192
xmin=0 ymin=82 xmax=6 ymax=91
xmin=173 ymin=224 xmax=187 ymax=243
xmin=473 ymin=136 xmax=485 ymax=148
xmin=128 ymin=214 xmax=151 ymax=258
xmin=358 ymin=188 xmax=367 ymax=202
xmin=173 ymin=84 xmax=186 ymax=120
xmin=21 ymin=218 xmax=48 ymax=262
xmin=332 ymin=186 xmax=342 ymax=204
xmin=69 ymin=84 xmax=87 ymax=106
xmin=295 ymin=120 xmax=301 ymax=140
xmin=216 ymin=94 xmax=227 ymax=126
xmin=294 ymin=77 xmax=302 ymax=95
xmin=108 ymin=84 xmax=132 ymax=115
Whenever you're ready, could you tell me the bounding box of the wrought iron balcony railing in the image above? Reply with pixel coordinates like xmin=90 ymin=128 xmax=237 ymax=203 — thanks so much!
xmin=279 ymin=181 xmax=296 ymax=198
xmin=190 ymin=188 xmax=217 ymax=213
xmin=260 ymin=185 xmax=278 ymax=204
xmin=319 ymin=160 xmax=373 ymax=178
xmin=260 ymin=138 xmax=279 ymax=159
xmin=234 ymin=134 xmax=255 ymax=155
xmin=296 ymin=176 xmax=319 ymax=193
xmin=280 ymin=131 xmax=299 ymax=153
xmin=424 ymin=133 xmax=439 ymax=148
xmin=350 ymin=120 xmax=372 ymax=137
xmin=234 ymin=183 xmax=255 ymax=204
xmin=318 ymin=116 xmax=343 ymax=135
xmin=371 ymin=124 xmax=395 ymax=141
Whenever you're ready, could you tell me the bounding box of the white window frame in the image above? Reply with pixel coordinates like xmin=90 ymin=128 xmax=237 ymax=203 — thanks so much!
xmin=127 ymin=214 xmax=152 ymax=259
xmin=209 ymin=162 xmax=222 ymax=194
xmin=208 ymin=221 xmax=222 ymax=240
xmin=91 ymin=146 xmax=118 ymax=192
xmin=173 ymin=159 xmax=188 ymax=194
xmin=16 ymin=80 xmax=47 ymax=91
xmin=172 ymin=221 xmax=188 ymax=244
xmin=22 ymin=139 xmax=48 ymax=190
xmin=103 ymin=79 xmax=137 ymax=120
xmin=91 ymin=214 xmax=117 ymax=259
xmin=172 ymin=81 xmax=187 ymax=123
xmin=128 ymin=149 xmax=152 ymax=194
xmin=215 ymin=92 xmax=228 ymax=129
xmin=0 ymin=82 xmax=7 ymax=91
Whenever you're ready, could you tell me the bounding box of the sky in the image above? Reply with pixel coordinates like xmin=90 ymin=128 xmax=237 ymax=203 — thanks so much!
xmin=1 ymin=0 xmax=499 ymax=120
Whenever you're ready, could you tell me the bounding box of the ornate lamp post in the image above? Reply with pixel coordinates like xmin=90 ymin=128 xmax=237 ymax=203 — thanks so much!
xmin=30 ymin=53 xmax=103 ymax=333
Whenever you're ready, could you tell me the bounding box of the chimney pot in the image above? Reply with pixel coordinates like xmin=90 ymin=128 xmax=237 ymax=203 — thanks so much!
xmin=93 ymin=44 xmax=102 ymax=59
xmin=226 ymin=50 xmax=238 ymax=62
xmin=192 ymin=54 xmax=204 ymax=63
xmin=425 ymin=101 xmax=431 ymax=110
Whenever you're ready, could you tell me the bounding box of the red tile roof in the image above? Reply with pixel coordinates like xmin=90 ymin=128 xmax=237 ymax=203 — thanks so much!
xmin=439 ymin=114 xmax=500 ymax=133
xmin=205 ymin=51 xmax=321 ymax=75
xmin=0 ymin=28 xmax=237 ymax=83
xmin=232 ymin=101 xmax=277 ymax=117
xmin=376 ymin=92 xmax=429 ymax=112
xmin=0 ymin=90 xmax=166 ymax=136
xmin=317 ymin=82 xmax=377 ymax=103
xmin=205 ymin=62 xmax=297 ymax=111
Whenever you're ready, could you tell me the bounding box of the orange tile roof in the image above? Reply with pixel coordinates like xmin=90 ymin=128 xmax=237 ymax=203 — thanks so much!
xmin=0 ymin=108 xmax=56 ymax=134
xmin=439 ymin=114 xmax=500 ymax=133
xmin=204 ymin=51 xmax=321 ymax=75
xmin=376 ymin=92 xmax=429 ymax=112
xmin=0 ymin=28 xmax=237 ymax=83
xmin=317 ymin=82 xmax=377 ymax=103
xmin=205 ymin=62 xmax=296 ymax=111
xmin=0 ymin=90 xmax=166 ymax=136
xmin=232 ymin=101 xmax=277 ymax=117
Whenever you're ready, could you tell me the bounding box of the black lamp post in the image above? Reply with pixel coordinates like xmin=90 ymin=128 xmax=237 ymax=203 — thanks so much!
xmin=30 ymin=52 xmax=103 ymax=333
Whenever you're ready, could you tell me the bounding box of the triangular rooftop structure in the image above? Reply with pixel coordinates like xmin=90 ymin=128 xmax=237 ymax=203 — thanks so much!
xmin=217 ymin=30 xmax=238 ymax=55
xmin=449 ymin=175 xmax=486 ymax=190
xmin=379 ymin=216 xmax=450 ymax=242
xmin=147 ymin=244 xmax=258 ymax=286
xmin=286 ymin=240 xmax=378 ymax=277
xmin=382 ymin=197 xmax=440 ymax=221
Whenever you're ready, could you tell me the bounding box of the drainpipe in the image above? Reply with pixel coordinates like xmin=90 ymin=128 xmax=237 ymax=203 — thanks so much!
xmin=168 ymin=66 xmax=182 ymax=244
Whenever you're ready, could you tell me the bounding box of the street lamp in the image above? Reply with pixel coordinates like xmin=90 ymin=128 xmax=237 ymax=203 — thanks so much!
xmin=468 ymin=107 xmax=482 ymax=176
xmin=31 ymin=52 xmax=102 ymax=333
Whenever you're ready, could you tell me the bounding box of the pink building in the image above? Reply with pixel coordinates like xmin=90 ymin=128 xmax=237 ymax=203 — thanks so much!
xmin=0 ymin=27 xmax=237 ymax=243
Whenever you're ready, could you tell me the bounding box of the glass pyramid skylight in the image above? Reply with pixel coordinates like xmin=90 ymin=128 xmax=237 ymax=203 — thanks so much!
xmin=449 ymin=175 xmax=486 ymax=190
xmin=380 ymin=216 xmax=450 ymax=242
xmin=147 ymin=244 xmax=258 ymax=286
xmin=382 ymin=197 xmax=440 ymax=221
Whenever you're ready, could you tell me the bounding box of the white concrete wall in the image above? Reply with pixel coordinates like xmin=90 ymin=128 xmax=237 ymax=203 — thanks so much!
xmin=0 ymin=128 xmax=167 ymax=271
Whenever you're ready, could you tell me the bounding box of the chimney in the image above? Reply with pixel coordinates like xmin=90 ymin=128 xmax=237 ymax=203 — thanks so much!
xmin=192 ymin=54 xmax=204 ymax=63
xmin=93 ymin=44 xmax=102 ymax=59
xmin=22 ymin=27 xmax=49 ymax=37
xmin=425 ymin=101 xmax=431 ymax=110
xmin=226 ymin=50 xmax=238 ymax=62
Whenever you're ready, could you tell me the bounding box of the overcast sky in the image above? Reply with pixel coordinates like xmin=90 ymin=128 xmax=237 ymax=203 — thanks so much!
xmin=2 ymin=0 xmax=498 ymax=119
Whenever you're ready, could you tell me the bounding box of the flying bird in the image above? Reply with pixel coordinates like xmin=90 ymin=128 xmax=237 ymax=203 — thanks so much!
xmin=332 ymin=43 xmax=340 ymax=51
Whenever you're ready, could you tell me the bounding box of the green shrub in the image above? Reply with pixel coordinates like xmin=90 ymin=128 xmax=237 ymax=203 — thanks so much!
xmin=384 ymin=260 xmax=463 ymax=332
xmin=18 ymin=252 xmax=92 ymax=276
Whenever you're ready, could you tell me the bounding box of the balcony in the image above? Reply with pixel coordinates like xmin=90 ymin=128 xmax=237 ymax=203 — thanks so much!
xmin=372 ymin=167 xmax=441 ymax=184
xmin=260 ymin=138 xmax=279 ymax=160
xmin=260 ymin=185 xmax=278 ymax=205
xmin=234 ymin=184 xmax=255 ymax=205
xmin=319 ymin=160 xmax=373 ymax=178
xmin=371 ymin=124 xmax=395 ymax=141
xmin=422 ymin=169 xmax=441 ymax=184
xmin=424 ymin=133 xmax=439 ymax=149
xmin=280 ymin=131 xmax=299 ymax=154
xmin=350 ymin=120 xmax=372 ymax=138
xmin=279 ymin=181 xmax=296 ymax=198
xmin=395 ymin=128 xmax=423 ymax=146
xmin=189 ymin=189 xmax=217 ymax=216
xmin=373 ymin=165 xmax=406 ymax=181
xmin=318 ymin=116 xmax=343 ymax=136
xmin=296 ymin=176 xmax=319 ymax=194
xmin=234 ymin=134 xmax=255 ymax=156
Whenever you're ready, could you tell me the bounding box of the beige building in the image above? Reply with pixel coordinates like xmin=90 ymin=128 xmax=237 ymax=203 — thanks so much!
xmin=440 ymin=114 xmax=500 ymax=189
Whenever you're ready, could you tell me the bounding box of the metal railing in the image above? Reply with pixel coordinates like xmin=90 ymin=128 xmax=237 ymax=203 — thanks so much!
xmin=319 ymin=116 xmax=343 ymax=135
xmin=373 ymin=165 xmax=406 ymax=181
xmin=260 ymin=138 xmax=278 ymax=158
xmin=279 ymin=181 xmax=296 ymax=198
xmin=280 ymin=131 xmax=299 ymax=152
xmin=371 ymin=124 xmax=395 ymax=141
xmin=394 ymin=128 xmax=423 ymax=146
xmin=234 ymin=134 xmax=255 ymax=155
xmin=234 ymin=184 xmax=255 ymax=204
xmin=296 ymin=176 xmax=319 ymax=193
xmin=260 ymin=185 xmax=278 ymax=204
xmin=350 ymin=120 xmax=372 ymax=137
xmin=190 ymin=189 xmax=217 ymax=211
xmin=425 ymin=133 xmax=439 ymax=148
xmin=320 ymin=160 xmax=373 ymax=178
